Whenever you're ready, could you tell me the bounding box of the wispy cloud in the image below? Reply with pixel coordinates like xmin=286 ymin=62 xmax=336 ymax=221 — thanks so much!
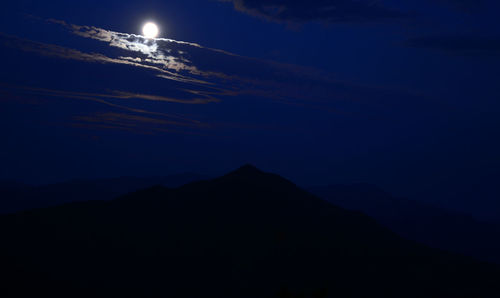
xmin=49 ymin=19 xmax=236 ymax=79
xmin=73 ymin=112 xmax=208 ymax=135
xmin=219 ymin=0 xmax=410 ymax=24
xmin=1 ymin=18 xmax=431 ymax=136
xmin=0 ymin=32 xmax=209 ymax=85
xmin=110 ymin=90 xmax=220 ymax=104
xmin=0 ymin=83 xmax=205 ymax=126
xmin=6 ymin=21 xmax=365 ymax=104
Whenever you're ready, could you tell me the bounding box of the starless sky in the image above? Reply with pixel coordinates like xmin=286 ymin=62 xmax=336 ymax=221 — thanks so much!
xmin=0 ymin=0 xmax=499 ymax=220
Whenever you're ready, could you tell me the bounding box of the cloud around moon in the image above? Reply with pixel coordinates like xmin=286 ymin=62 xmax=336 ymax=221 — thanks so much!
xmin=0 ymin=17 xmax=436 ymax=135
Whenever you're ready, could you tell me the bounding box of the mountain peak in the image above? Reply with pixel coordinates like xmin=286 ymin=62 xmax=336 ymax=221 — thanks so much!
xmin=219 ymin=164 xmax=272 ymax=183
xmin=234 ymin=164 xmax=262 ymax=174
xmin=223 ymin=164 xmax=265 ymax=178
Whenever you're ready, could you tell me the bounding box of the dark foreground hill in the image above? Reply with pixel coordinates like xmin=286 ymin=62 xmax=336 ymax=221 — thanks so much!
xmin=1 ymin=166 xmax=499 ymax=298
xmin=310 ymin=184 xmax=500 ymax=264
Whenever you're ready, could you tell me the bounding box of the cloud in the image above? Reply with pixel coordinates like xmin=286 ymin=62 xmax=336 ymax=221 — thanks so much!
xmin=0 ymin=33 xmax=206 ymax=83
xmin=109 ymin=90 xmax=220 ymax=104
xmin=0 ymin=83 xmax=205 ymax=126
xmin=219 ymin=0 xmax=409 ymax=24
xmin=405 ymin=35 xmax=500 ymax=56
xmin=39 ymin=21 xmax=376 ymax=104
xmin=73 ymin=112 xmax=208 ymax=135
xmin=1 ymin=18 xmax=429 ymax=135
xmin=47 ymin=20 xmax=420 ymax=106
xmin=0 ymin=83 xmax=213 ymax=135
xmin=51 ymin=19 xmax=237 ymax=76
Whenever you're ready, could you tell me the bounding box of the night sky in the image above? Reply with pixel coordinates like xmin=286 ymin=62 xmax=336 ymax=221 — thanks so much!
xmin=1 ymin=0 xmax=499 ymax=220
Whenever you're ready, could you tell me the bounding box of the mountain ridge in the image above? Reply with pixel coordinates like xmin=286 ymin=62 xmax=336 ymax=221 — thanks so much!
xmin=310 ymin=183 xmax=500 ymax=264
xmin=1 ymin=166 xmax=499 ymax=297
xmin=0 ymin=173 xmax=206 ymax=214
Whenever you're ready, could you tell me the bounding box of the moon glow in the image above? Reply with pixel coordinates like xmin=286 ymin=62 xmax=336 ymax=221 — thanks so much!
xmin=143 ymin=22 xmax=159 ymax=38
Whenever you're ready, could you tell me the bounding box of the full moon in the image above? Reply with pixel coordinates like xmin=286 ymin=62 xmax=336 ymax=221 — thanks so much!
xmin=142 ymin=22 xmax=159 ymax=39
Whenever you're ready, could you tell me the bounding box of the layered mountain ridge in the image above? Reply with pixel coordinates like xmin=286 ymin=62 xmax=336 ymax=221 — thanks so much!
xmin=1 ymin=165 xmax=499 ymax=298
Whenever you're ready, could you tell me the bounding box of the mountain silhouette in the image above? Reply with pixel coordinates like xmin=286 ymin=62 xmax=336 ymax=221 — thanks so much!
xmin=0 ymin=173 xmax=205 ymax=214
xmin=310 ymin=183 xmax=500 ymax=264
xmin=1 ymin=165 xmax=499 ymax=297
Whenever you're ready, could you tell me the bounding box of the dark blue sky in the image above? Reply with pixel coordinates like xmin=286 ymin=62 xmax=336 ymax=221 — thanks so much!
xmin=1 ymin=0 xmax=499 ymax=220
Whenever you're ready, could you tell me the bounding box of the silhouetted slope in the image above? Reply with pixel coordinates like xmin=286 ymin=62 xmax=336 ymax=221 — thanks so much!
xmin=310 ymin=184 xmax=500 ymax=264
xmin=1 ymin=165 xmax=499 ymax=298
xmin=0 ymin=173 xmax=205 ymax=214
